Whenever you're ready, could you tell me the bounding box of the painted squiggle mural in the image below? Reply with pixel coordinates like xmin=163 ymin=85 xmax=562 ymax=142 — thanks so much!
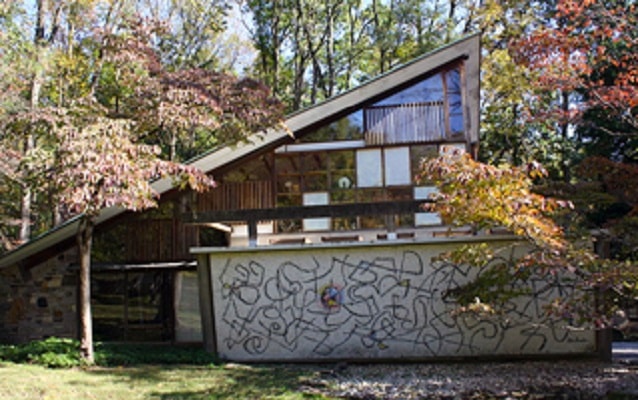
xmin=211 ymin=243 xmax=594 ymax=361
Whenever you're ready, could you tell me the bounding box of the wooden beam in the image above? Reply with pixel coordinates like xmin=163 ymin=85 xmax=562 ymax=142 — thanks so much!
xmin=183 ymin=200 xmax=432 ymax=224
xmin=247 ymin=220 xmax=258 ymax=247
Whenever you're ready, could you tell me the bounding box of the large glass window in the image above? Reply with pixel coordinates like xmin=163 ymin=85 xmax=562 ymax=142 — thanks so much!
xmin=92 ymin=273 xmax=126 ymax=341
xmin=92 ymin=270 xmax=172 ymax=342
xmin=445 ymin=69 xmax=464 ymax=136
xmin=298 ymin=111 xmax=363 ymax=143
xmin=222 ymin=154 xmax=273 ymax=183
xmin=410 ymin=145 xmax=438 ymax=177
xmin=362 ymin=66 xmax=464 ymax=145
xmin=271 ymin=64 xmax=466 ymax=233
xmin=296 ymin=65 xmax=465 ymax=147
xmin=273 ymin=143 xmax=448 ymax=232
xmin=375 ymin=74 xmax=444 ymax=105
xmin=275 ymin=154 xmax=302 ymax=209
xmin=302 ymin=192 xmax=330 ymax=231
xmin=302 ymin=153 xmax=328 ymax=191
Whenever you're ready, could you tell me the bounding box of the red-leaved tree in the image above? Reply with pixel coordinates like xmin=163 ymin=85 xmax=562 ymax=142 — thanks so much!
xmin=12 ymin=14 xmax=284 ymax=363
xmin=514 ymin=0 xmax=637 ymax=135
xmin=49 ymin=115 xmax=215 ymax=362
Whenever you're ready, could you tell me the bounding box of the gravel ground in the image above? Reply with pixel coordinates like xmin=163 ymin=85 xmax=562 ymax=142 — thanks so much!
xmin=302 ymin=360 xmax=638 ymax=399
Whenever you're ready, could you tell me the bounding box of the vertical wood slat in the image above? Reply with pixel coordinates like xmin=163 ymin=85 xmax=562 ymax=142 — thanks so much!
xmin=364 ymin=102 xmax=446 ymax=145
xmin=123 ymin=219 xmax=183 ymax=262
xmin=196 ymin=181 xmax=273 ymax=212
xmin=120 ymin=180 xmax=273 ymax=263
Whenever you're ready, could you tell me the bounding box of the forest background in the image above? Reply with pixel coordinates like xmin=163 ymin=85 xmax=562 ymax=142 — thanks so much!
xmin=0 ymin=0 xmax=636 ymax=331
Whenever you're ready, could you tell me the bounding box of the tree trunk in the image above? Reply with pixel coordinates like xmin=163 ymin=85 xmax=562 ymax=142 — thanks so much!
xmin=325 ymin=3 xmax=335 ymax=98
xmin=20 ymin=0 xmax=48 ymax=243
xmin=560 ymin=90 xmax=570 ymax=181
xmin=19 ymin=183 xmax=32 ymax=243
xmin=77 ymin=217 xmax=94 ymax=364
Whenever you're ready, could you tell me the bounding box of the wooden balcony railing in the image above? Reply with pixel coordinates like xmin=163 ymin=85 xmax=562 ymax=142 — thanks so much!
xmin=184 ymin=199 xmax=430 ymax=247
xmin=363 ymin=101 xmax=446 ymax=145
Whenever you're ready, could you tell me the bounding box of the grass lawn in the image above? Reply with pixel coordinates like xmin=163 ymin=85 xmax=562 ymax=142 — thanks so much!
xmin=0 ymin=362 xmax=335 ymax=400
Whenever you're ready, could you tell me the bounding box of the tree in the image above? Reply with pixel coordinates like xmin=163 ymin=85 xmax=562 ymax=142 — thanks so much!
xmin=91 ymin=16 xmax=283 ymax=161
xmin=52 ymin=26 xmax=281 ymax=364
xmin=470 ymin=0 xmax=550 ymax=167
xmin=0 ymin=1 xmax=255 ymax=250
xmin=513 ymin=0 xmax=637 ymax=147
xmin=419 ymin=150 xmax=569 ymax=251
xmin=243 ymin=0 xmax=466 ymax=112
xmin=1 ymin=2 xmax=284 ymax=363
xmin=0 ymin=1 xmax=284 ymax=250
xmin=546 ymin=157 xmax=638 ymax=262
xmin=510 ymin=0 xmax=637 ymax=264
xmin=0 ymin=149 xmax=21 ymax=251
xmin=52 ymin=115 xmax=214 ymax=363
xmin=418 ymin=150 xmax=636 ymax=326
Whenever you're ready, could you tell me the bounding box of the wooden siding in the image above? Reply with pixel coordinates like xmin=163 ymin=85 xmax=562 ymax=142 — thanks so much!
xmin=105 ymin=181 xmax=272 ymax=263
xmin=123 ymin=219 xmax=198 ymax=262
xmin=196 ymin=181 xmax=274 ymax=212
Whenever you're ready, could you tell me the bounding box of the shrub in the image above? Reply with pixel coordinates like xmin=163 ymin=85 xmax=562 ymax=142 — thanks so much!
xmin=0 ymin=338 xmax=217 ymax=368
xmin=0 ymin=337 xmax=83 ymax=368
xmin=94 ymin=343 xmax=217 ymax=366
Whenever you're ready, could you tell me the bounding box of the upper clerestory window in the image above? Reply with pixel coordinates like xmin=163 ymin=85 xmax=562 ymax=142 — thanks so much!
xmin=298 ymin=65 xmax=465 ymax=145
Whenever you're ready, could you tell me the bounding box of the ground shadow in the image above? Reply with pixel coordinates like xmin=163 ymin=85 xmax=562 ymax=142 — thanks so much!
xmin=153 ymin=365 xmax=327 ymax=400
xmin=81 ymin=363 xmax=328 ymax=400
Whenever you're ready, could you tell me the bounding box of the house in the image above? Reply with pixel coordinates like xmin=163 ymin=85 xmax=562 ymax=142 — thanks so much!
xmin=0 ymin=34 xmax=605 ymax=361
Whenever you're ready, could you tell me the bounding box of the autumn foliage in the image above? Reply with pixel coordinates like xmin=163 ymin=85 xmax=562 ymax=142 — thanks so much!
xmin=52 ymin=118 xmax=215 ymax=217
xmin=514 ymin=0 xmax=637 ymax=133
xmin=578 ymin=157 xmax=638 ymax=213
xmin=0 ymin=5 xmax=285 ymax=363
xmin=418 ymin=150 xmax=637 ymax=325
xmin=419 ymin=150 xmax=569 ymax=251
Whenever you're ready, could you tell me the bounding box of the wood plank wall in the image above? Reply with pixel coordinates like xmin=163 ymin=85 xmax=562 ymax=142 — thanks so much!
xmin=196 ymin=181 xmax=274 ymax=212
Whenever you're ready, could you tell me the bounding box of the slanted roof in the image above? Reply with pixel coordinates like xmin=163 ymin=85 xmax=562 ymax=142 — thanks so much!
xmin=0 ymin=33 xmax=480 ymax=270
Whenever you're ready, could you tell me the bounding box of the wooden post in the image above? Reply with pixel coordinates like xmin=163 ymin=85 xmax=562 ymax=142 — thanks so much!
xmin=196 ymin=254 xmax=217 ymax=355
xmin=248 ymin=219 xmax=258 ymax=248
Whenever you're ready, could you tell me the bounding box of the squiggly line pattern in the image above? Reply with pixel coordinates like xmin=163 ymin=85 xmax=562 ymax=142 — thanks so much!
xmin=215 ymin=249 xmax=592 ymax=360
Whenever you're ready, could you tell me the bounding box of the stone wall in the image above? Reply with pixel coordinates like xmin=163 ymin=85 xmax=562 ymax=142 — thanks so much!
xmin=0 ymin=249 xmax=78 ymax=344
xmin=200 ymin=238 xmax=598 ymax=362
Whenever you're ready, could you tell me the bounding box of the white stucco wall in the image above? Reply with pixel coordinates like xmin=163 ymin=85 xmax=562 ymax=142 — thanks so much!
xmin=196 ymin=238 xmax=597 ymax=362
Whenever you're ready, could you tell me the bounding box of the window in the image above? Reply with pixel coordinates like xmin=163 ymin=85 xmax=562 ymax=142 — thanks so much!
xmin=356 ymin=149 xmax=383 ymax=188
xmin=272 ymin=61 xmax=469 ymax=234
xmin=296 ymin=65 xmax=465 ymax=147
xmin=92 ymin=270 xmax=172 ymax=342
xmin=303 ymin=192 xmax=330 ymax=231
xmin=298 ymin=111 xmax=363 ymax=143
xmin=363 ymin=67 xmax=464 ymax=145
xmin=445 ymin=68 xmax=464 ymax=136
xmin=384 ymin=147 xmax=411 ymax=186
xmin=414 ymin=186 xmax=442 ymax=226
